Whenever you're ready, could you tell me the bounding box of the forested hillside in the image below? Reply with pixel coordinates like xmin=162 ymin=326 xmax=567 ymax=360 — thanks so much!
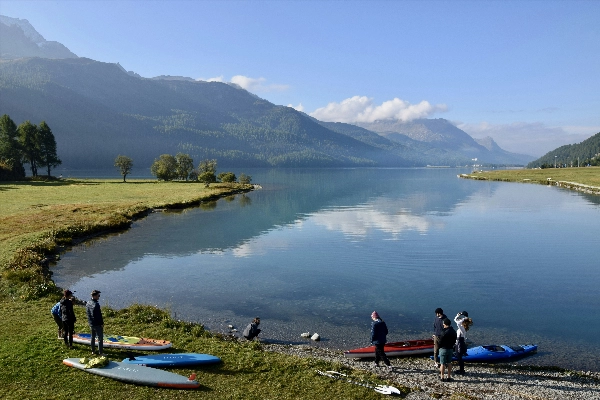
xmin=527 ymin=132 xmax=600 ymax=168
xmin=0 ymin=57 xmax=531 ymax=170
xmin=0 ymin=57 xmax=400 ymax=169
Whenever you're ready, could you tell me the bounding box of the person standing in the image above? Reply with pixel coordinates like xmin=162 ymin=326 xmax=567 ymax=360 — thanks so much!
xmin=243 ymin=317 xmax=261 ymax=341
xmin=60 ymin=289 xmax=76 ymax=348
xmin=454 ymin=311 xmax=473 ymax=375
xmin=86 ymin=290 xmax=104 ymax=355
xmin=438 ymin=318 xmax=457 ymax=381
xmin=432 ymin=307 xmax=447 ymax=367
xmin=370 ymin=311 xmax=392 ymax=370
xmin=51 ymin=300 xmax=63 ymax=339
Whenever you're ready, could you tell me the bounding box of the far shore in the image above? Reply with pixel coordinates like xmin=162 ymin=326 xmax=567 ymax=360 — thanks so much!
xmin=459 ymin=166 xmax=600 ymax=195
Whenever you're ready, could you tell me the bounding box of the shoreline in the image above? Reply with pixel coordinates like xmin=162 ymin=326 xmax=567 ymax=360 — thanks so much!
xmin=262 ymin=342 xmax=600 ymax=399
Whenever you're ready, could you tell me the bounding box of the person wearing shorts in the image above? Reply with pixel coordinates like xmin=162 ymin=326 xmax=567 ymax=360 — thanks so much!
xmin=438 ymin=318 xmax=457 ymax=381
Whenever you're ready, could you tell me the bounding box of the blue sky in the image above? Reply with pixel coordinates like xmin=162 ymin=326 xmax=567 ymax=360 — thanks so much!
xmin=2 ymin=0 xmax=599 ymax=156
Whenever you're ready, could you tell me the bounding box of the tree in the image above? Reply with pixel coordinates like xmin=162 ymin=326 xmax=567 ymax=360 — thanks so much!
xmin=37 ymin=121 xmax=61 ymax=177
xmin=0 ymin=114 xmax=25 ymax=180
xmin=217 ymin=172 xmax=236 ymax=182
xmin=175 ymin=153 xmax=194 ymax=181
xmin=150 ymin=154 xmax=178 ymax=181
xmin=114 ymin=155 xmax=133 ymax=182
xmin=238 ymin=173 xmax=252 ymax=184
xmin=196 ymin=159 xmax=217 ymax=183
xmin=18 ymin=120 xmax=40 ymax=176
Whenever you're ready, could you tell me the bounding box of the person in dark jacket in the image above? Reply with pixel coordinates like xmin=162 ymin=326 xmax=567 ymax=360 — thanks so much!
xmin=370 ymin=311 xmax=392 ymax=370
xmin=432 ymin=307 xmax=447 ymax=367
xmin=60 ymin=289 xmax=76 ymax=348
xmin=243 ymin=317 xmax=261 ymax=340
xmin=86 ymin=289 xmax=104 ymax=355
xmin=438 ymin=318 xmax=457 ymax=381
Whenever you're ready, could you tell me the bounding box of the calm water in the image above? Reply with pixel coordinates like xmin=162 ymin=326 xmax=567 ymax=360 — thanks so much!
xmin=52 ymin=168 xmax=600 ymax=371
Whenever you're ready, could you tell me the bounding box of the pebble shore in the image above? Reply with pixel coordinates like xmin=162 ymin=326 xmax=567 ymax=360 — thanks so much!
xmin=263 ymin=343 xmax=600 ymax=399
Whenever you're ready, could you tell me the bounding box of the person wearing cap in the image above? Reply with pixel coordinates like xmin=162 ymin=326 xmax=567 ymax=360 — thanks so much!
xmin=243 ymin=317 xmax=261 ymax=341
xmin=86 ymin=290 xmax=104 ymax=355
xmin=432 ymin=307 xmax=447 ymax=367
xmin=60 ymin=289 xmax=76 ymax=348
xmin=438 ymin=318 xmax=457 ymax=381
xmin=370 ymin=311 xmax=392 ymax=370
xmin=454 ymin=311 xmax=473 ymax=375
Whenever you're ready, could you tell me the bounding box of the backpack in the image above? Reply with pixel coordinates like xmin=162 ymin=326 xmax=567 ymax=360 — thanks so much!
xmin=51 ymin=302 xmax=61 ymax=317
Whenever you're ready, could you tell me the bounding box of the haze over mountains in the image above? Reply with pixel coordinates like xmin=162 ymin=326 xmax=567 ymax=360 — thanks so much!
xmin=0 ymin=15 xmax=534 ymax=170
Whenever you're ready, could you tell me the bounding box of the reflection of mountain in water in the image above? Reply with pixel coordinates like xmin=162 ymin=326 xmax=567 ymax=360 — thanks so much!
xmin=52 ymin=168 xmax=484 ymax=283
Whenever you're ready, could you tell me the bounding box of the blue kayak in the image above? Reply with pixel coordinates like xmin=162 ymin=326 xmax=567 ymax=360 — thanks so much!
xmin=122 ymin=353 xmax=221 ymax=367
xmin=432 ymin=344 xmax=538 ymax=363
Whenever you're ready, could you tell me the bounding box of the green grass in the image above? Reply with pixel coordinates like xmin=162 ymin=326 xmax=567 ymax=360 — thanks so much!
xmin=0 ymin=179 xmax=397 ymax=399
xmin=460 ymin=166 xmax=600 ymax=188
xmin=0 ymin=299 xmax=398 ymax=400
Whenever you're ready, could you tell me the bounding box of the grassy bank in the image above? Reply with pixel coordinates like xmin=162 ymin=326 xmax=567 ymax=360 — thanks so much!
xmin=0 ymin=179 xmax=393 ymax=399
xmin=460 ymin=166 xmax=600 ymax=194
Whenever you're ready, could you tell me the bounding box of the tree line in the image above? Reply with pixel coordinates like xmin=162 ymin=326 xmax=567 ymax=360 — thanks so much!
xmin=0 ymin=114 xmax=61 ymax=180
xmin=115 ymin=153 xmax=252 ymax=184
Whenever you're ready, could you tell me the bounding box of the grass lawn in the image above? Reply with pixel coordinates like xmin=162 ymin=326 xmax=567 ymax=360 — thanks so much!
xmin=461 ymin=166 xmax=600 ymax=188
xmin=0 ymin=179 xmax=396 ymax=399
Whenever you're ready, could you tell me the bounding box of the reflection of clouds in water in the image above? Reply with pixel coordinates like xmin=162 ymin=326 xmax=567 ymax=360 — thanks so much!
xmin=232 ymin=206 xmax=434 ymax=259
xmin=312 ymin=207 xmax=431 ymax=238
xmin=233 ymin=220 xmax=305 ymax=257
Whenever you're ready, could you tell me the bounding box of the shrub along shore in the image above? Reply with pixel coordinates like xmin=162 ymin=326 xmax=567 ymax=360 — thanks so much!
xmin=1 ymin=176 xmax=599 ymax=399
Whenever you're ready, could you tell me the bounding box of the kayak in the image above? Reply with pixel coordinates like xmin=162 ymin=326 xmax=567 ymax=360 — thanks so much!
xmin=459 ymin=344 xmax=538 ymax=362
xmin=344 ymin=339 xmax=434 ymax=358
xmin=122 ymin=353 xmax=221 ymax=367
xmin=71 ymin=333 xmax=172 ymax=350
xmin=431 ymin=344 xmax=538 ymax=363
xmin=63 ymin=358 xmax=200 ymax=389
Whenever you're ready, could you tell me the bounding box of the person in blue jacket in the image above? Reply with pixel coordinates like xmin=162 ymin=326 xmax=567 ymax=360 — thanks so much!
xmin=370 ymin=311 xmax=392 ymax=370
xmin=51 ymin=301 xmax=63 ymax=339
xmin=86 ymin=289 xmax=105 ymax=355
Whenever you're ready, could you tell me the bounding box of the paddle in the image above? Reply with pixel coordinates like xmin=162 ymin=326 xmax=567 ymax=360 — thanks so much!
xmin=316 ymin=370 xmax=401 ymax=396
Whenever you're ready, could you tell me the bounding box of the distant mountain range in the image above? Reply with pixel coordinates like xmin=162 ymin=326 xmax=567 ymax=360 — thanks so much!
xmin=0 ymin=15 xmax=534 ymax=170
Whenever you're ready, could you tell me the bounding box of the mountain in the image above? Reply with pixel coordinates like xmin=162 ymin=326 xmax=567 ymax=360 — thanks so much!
xmin=526 ymin=132 xmax=600 ymax=168
xmin=0 ymin=16 xmax=532 ymax=170
xmin=0 ymin=57 xmax=409 ymax=169
xmin=355 ymin=119 xmax=533 ymax=165
xmin=0 ymin=16 xmax=78 ymax=59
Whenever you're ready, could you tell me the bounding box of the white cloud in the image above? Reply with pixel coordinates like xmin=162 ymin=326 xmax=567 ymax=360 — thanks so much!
xmin=196 ymin=75 xmax=225 ymax=82
xmin=310 ymin=96 xmax=448 ymax=123
xmin=287 ymin=103 xmax=304 ymax=112
xmin=459 ymin=121 xmax=598 ymax=157
xmin=230 ymin=75 xmax=289 ymax=93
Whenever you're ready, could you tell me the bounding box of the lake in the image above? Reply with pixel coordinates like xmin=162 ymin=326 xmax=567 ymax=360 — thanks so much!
xmin=52 ymin=168 xmax=600 ymax=372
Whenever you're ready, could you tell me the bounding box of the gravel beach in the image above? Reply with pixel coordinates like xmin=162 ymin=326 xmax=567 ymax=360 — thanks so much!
xmin=263 ymin=343 xmax=600 ymax=399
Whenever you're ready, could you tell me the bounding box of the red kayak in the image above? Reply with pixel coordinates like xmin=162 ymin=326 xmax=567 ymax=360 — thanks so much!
xmin=344 ymin=339 xmax=434 ymax=358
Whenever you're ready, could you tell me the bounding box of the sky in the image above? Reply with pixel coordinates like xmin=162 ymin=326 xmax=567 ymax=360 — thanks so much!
xmin=1 ymin=0 xmax=599 ymax=157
